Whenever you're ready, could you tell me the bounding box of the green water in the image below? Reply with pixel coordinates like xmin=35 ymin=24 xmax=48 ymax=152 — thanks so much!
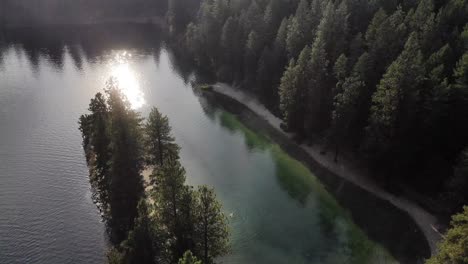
xmin=210 ymin=111 xmax=396 ymax=264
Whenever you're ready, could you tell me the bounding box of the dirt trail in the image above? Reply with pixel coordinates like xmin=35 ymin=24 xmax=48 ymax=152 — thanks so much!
xmin=212 ymin=82 xmax=442 ymax=255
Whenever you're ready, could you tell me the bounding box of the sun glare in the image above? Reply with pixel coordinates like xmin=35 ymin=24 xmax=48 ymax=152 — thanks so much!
xmin=109 ymin=52 xmax=145 ymax=109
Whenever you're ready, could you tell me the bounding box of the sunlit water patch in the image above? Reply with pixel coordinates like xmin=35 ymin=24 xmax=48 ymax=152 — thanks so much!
xmin=108 ymin=51 xmax=145 ymax=109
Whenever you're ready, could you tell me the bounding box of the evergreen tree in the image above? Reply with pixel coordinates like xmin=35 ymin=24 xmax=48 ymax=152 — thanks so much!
xmin=271 ymin=18 xmax=290 ymax=107
xmin=152 ymin=159 xmax=190 ymax=261
xmin=185 ymin=23 xmax=205 ymax=66
xmin=194 ymin=186 xmax=229 ymax=264
xmin=279 ymin=46 xmax=310 ymax=135
xmin=365 ymin=33 xmax=425 ymax=168
xmin=286 ymin=0 xmax=313 ymax=58
xmin=333 ymin=54 xmax=348 ymax=95
xmin=279 ymin=59 xmax=300 ymax=131
xmin=79 ymin=92 xmax=111 ymax=213
xmin=366 ymin=6 xmax=407 ymax=87
xmin=445 ymin=52 xmax=468 ymax=159
xmin=242 ymin=0 xmax=263 ymax=37
xmin=313 ymin=1 xmax=349 ymax=65
xmin=244 ymin=30 xmax=262 ymax=85
xmin=168 ymin=0 xmax=201 ymax=34
xmin=178 ymin=251 xmax=202 ymax=264
xmin=445 ymin=149 xmax=468 ymax=209
xmin=256 ymin=46 xmax=276 ymax=106
xmin=305 ymin=33 xmax=329 ymax=135
xmin=118 ymin=200 xmax=162 ymax=264
xmin=349 ymin=32 xmax=365 ymax=65
xmin=328 ymin=73 xmax=365 ymax=161
xmin=107 ymin=248 xmax=125 ymax=264
xmin=220 ymin=16 xmax=240 ymax=80
xmin=426 ymin=206 xmax=468 ymax=264
xmin=145 ymin=107 xmax=180 ymax=167
xmin=106 ymin=84 xmax=145 ymax=243
xmin=274 ymin=18 xmax=289 ymax=54
xmin=263 ymin=0 xmax=282 ymax=43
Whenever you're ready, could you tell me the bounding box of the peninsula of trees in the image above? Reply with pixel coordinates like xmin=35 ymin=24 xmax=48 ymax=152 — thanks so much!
xmin=79 ymin=80 xmax=229 ymax=264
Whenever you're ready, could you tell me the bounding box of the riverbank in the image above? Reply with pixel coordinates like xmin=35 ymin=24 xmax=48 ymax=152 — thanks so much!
xmin=209 ymin=82 xmax=442 ymax=255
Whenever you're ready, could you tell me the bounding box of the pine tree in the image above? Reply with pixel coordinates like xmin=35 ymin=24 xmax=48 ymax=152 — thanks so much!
xmin=426 ymin=206 xmax=468 ymax=264
xmin=286 ymin=0 xmax=313 ymax=58
xmin=272 ymin=17 xmax=290 ymax=97
xmin=279 ymin=59 xmax=300 ymax=131
xmin=219 ymin=16 xmax=242 ymax=80
xmin=329 ymin=73 xmax=365 ymax=161
xmin=152 ymin=159 xmax=189 ymax=261
xmin=349 ymin=32 xmax=365 ymax=64
xmin=305 ymin=33 xmax=329 ymax=135
xmin=178 ymin=251 xmax=202 ymax=264
xmin=274 ymin=18 xmax=288 ymax=54
xmin=244 ymin=30 xmax=263 ymax=85
xmin=118 ymin=200 xmax=162 ymax=264
xmin=365 ymin=33 xmax=425 ymax=164
xmin=145 ymin=107 xmax=179 ymax=167
xmin=333 ymin=54 xmax=348 ymax=95
xmin=256 ymin=46 xmax=275 ymax=105
xmin=314 ymin=1 xmax=349 ymax=65
xmin=106 ymin=83 xmax=145 ymax=244
xmin=242 ymin=0 xmax=263 ymax=37
xmin=279 ymin=46 xmax=310 ymax=135
xmin=366 ymin=6 xmax=407 ymax=87
xmin=221 ymin=16 xmax=238 ymax=64
xmin=193 ymin=186 xmax=229 ymax=264
xmin=79 ymin=92 xmax=111 ymax=214
xmin=446 ymin=52 xmax=468 ymax=157
xmin=263 ymin=0 xmax=282 ymax=43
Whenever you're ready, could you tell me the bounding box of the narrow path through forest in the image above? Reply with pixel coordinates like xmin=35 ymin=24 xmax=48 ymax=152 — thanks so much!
xmin=211 ymin=82 xmax=442 ymax=255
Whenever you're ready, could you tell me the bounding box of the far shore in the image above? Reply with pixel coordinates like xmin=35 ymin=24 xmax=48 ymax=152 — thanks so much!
xmin=2 ymin=16 xmax=166 ymax=29
xmin=209 ymin=82 xmax=442 ymax=255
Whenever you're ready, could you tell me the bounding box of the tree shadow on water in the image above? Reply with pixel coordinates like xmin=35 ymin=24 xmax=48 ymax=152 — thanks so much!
xmin=0 ymin=24 xmax=165 ymax=73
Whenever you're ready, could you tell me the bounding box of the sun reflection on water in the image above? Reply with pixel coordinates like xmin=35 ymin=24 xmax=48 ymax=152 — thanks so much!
xmin=109 ymin=51 xmax=145 ymax=109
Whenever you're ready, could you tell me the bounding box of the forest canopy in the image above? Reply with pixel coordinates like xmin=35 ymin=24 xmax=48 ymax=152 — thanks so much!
xmin=169 ymin=0 xmax=468 ymax=214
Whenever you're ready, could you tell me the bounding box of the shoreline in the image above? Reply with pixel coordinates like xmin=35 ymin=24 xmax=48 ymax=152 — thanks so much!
xmin=2 ymin=16 xmax=166 ymax=29
xmin=210 ymin=82 xmax=442 ymax=255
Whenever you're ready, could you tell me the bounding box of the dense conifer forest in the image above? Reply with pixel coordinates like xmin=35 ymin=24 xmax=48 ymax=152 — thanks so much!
xmin=166 ymin=0 xmax=468 ymax=216
xmin=164 ymin=1 xmax=468 ymax=262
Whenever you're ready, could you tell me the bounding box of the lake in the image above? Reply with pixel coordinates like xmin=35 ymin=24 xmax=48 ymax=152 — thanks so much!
xmin=0 ymin=25 xmax=429 ymax=264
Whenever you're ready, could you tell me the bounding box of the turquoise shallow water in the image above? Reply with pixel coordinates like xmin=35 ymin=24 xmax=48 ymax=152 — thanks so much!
xmin=0 ymin=25 xmax=427 ymax=264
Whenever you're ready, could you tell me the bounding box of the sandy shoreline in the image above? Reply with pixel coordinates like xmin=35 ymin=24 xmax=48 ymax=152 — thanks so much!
xmin=211 ymin=82 xmax=442 ymax=255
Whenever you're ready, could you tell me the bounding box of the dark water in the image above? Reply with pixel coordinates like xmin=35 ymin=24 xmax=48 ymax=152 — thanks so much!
xmin=0 ymin=25 xmax=429 ymax=264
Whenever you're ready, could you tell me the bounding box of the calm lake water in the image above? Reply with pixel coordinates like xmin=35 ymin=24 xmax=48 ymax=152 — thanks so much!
xmin=0 ymin=25 xmax=429 ymax=264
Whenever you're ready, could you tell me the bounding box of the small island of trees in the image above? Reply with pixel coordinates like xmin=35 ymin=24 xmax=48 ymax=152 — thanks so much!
xmin=79 ymin=79 xmax=229 ymax=264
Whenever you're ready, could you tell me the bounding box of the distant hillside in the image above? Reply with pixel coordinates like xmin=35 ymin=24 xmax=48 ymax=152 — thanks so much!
xmin=0 ymin=0 xmax=168 ymax=27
